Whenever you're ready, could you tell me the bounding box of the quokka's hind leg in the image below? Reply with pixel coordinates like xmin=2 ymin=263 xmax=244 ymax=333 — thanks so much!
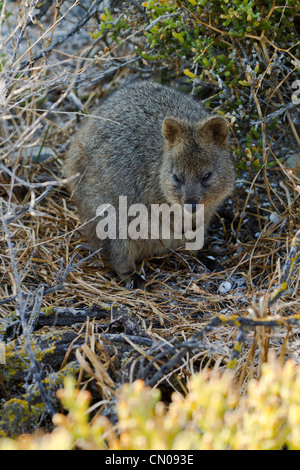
xmin=109 ymin=239 xmax=147 ymax=290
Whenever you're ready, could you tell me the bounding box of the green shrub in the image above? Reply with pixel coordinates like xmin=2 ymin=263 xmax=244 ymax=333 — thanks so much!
xmin=93 ymin=0 xmax=300 ymax=171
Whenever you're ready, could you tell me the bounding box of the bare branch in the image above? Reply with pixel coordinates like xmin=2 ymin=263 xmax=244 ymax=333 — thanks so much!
xmin=0 ymin=206 xmax=55 ymax=416
xmin=19 ymin=0 xmax=103 ymax=70
xmin=1 ymin=185 xmax=53 ymax=225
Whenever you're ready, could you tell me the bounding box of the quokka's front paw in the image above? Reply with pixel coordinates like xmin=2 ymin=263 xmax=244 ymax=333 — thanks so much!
xmin=124 ymin=273 xmax=148 ymax=291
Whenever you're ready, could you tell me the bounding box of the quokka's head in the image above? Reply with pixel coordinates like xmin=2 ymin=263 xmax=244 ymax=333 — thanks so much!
xmin=160 ymin=115 xmax=235 ymax=213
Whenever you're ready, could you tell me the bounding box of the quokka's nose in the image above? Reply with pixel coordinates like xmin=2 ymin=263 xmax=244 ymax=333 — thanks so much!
xmin=184 ymin=200 xmax=198 ymax=213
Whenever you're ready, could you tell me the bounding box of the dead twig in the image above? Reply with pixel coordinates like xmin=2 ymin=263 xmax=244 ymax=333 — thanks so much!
xmin=1 ymin=185 xmax=53 ymax=225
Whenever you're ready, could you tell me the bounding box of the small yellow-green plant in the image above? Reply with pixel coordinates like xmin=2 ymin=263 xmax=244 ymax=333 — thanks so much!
xmin=2 ymin=355 xmax=300 ymax=450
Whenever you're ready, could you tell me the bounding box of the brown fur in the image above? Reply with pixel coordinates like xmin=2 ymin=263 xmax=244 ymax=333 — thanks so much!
xmin=65 ymin=81 xmax=235 ymax=286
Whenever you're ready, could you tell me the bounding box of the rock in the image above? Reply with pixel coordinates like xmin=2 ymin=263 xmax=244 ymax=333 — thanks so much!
xmin=218 ymin=281 xmax=232 ymax=294
xmin=285 ymin=155 xmax=300 ymax=176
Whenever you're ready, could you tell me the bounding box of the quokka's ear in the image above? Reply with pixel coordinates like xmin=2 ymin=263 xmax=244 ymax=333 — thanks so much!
xmin=162 ymin=117 xmax=183 ymax=144
xmin=199 ymin=116 xmax=228 ymax=146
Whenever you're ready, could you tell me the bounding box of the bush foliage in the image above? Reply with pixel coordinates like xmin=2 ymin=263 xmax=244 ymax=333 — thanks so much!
xmin=96 ymin=0 xmax=300 ymax=171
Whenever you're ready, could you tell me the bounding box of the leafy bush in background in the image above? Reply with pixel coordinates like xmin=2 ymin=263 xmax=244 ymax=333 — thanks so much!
xmin=2 ymin=356 xmax=300 ymax=450
xmin=95 ymin=0 xmax=300 ymax=171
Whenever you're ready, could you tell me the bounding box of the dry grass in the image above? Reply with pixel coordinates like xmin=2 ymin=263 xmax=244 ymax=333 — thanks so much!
xmin=0 ymin=0 xmax=300 ymax=428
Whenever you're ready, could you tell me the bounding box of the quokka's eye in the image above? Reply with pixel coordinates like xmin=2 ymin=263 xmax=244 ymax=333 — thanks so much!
xmin=173 ymin=173 xmax=183 ymax=184
xmin=202 ymin=172 xmax=212 ymax=182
